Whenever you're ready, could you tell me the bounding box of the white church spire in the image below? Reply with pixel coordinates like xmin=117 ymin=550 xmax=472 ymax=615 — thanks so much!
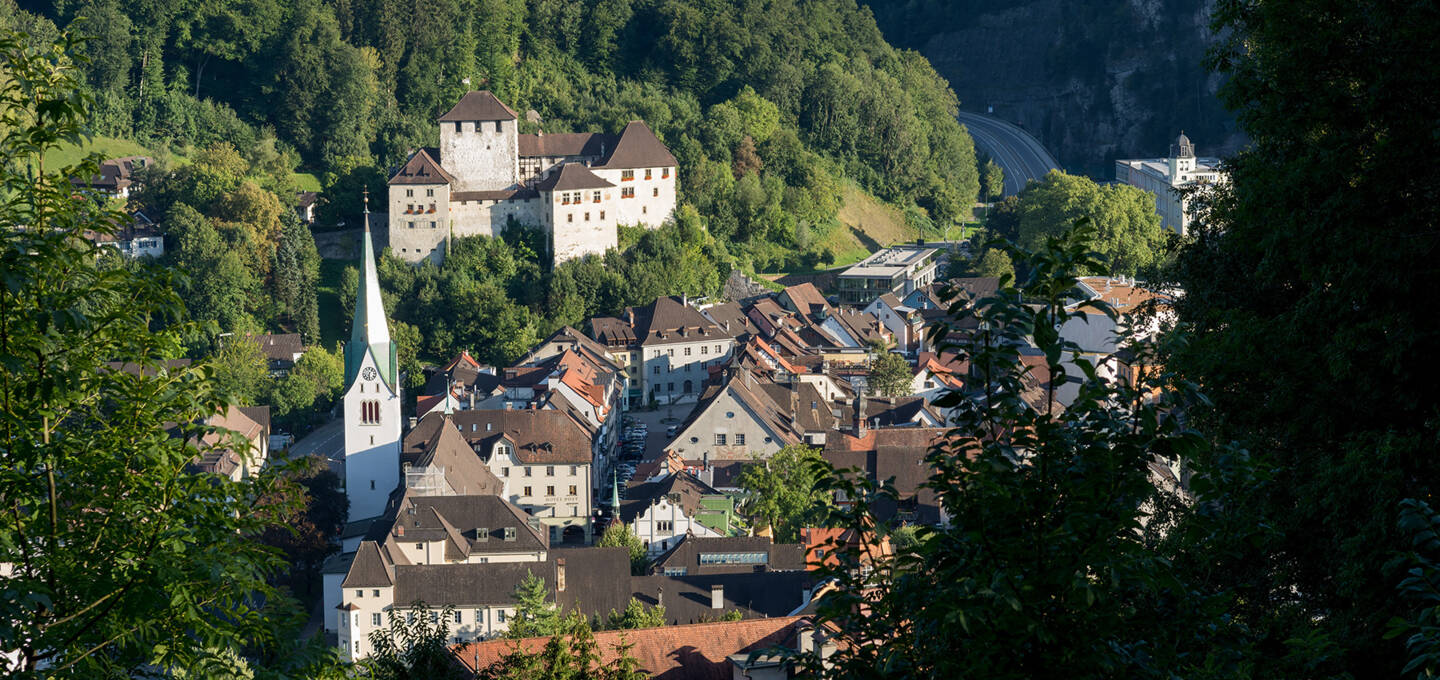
xmin=345 ymin=188 xmax=397 ymax=390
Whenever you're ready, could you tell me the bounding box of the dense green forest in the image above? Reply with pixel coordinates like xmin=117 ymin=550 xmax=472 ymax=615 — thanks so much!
xmin=10 ymin=0 xmax=979 ymax=275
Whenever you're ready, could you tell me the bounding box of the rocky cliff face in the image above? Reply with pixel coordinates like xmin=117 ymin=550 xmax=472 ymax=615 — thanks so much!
xmin=864 ymin=0 xmax=1245 ymax=176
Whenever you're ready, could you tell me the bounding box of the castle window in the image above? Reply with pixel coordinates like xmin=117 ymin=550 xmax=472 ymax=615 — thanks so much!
xmin=495 ymin=121 xmax=502 ymax=133
xmin=621 ymin=187 xmax=634 ymax=199
xmin=592 ymin=191 xmax=601 ymax=203
xmin=568 ymin=214 xmax=573 ymax=223
xmin=653 ymin=187 xmax=659 ymax=197
xmin=585 ymin=212 xmax=590 ymax=221
xmin=455 ymin=122 xmax=461 ymax=133
xmin=621 ymin=170 xmax=634 ymax=182
xmin=429 ymin=203 xmax=436 ymax=212
xmin=523 ymin=486 xmax=532 ymax=496
xmin=426 ymin=189 xmax=434 ymax=197
xmin=407 ymin=189 xmax=414 ymax=197
xmin=600 ymin=211 xmax=605 ymax=220
xmin=662 ymin=168 xmax=670 ymax=179
xmin=642 ymin=206 xmax=647 ymax=214
xmin=645 ymin=169 xmax=652 ymax=180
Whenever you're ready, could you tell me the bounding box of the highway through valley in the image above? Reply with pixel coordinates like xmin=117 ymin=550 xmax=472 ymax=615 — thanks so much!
xmin=958 ymin=111 xmax=1061 ymax=196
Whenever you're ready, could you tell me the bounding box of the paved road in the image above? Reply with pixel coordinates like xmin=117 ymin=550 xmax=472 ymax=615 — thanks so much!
xmin=958 ymin=111 xmax=1060 ymax=196
xmin=286 ymin=418 xmax=346 ymax=477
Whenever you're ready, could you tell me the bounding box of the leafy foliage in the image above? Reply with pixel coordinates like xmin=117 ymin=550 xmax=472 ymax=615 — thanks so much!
xmin=800 ymin=226 xmax=1247 ymax=678
xmin=1390 ymin=499 xmax=1440 ymax=679
xmin=362 ymin=603 xmax=469 ymax=680
xmin=0 ymin=30 xmax=337 ymax=677
xmin=1015 ymin=170 xmax=1166 ymax=276
xmin=605 ymin=597 xmax=666 ymax=630
xmin=596 ymin=522 xmax=649 ymax=576
xmin=1160 ymin=1 xmax=1440 ymax=675
xmin=507 ymin=570 xmax=562 ymax=639
xmin=734 ymin=444 xmax=832 ymax=543
xmin=867 ymin=350 xmax=913 ymax=397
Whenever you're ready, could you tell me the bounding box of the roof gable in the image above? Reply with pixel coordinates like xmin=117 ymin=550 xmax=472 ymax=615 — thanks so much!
xmin=533 ymin=162 xmax=615 ymax=192
xmin=599 ymin=121 xmax=677 ymax=169
xmin=388 ymin=148 xmax=456 ymax=186
xmin=438 ymin=91 xmax=518 ymax=122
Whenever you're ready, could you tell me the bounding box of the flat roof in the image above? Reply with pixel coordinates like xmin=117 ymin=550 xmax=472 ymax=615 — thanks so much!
xmin=837 ymin=247 xmax=937 ymax=279
xmin=1116 ymin=157 xmax=1223 ymax=181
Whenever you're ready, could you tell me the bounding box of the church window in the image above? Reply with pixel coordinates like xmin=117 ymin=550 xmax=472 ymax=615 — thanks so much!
xmin=361 ymin=400 xmax=381 ymax=424
xmin=621 ymin=170 xmax=634 ymax=181
xmin=645 ymin=169 xmax=652 ymax=180
xmin=592 ymin=191 xmax=601 ymax=203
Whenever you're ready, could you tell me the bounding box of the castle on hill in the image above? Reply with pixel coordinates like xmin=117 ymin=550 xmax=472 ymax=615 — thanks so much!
xmin=386 ymin=91 xmax=678 ymax=265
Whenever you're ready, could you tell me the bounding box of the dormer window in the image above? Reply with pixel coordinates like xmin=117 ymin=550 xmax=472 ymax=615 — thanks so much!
xmin=496 ymin=443 xmax=511 ymax=457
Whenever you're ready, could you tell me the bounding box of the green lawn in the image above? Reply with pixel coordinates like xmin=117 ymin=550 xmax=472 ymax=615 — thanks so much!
xmin=42 ymin=135 xmax=160 ymax=171
xmin=292 ymin=172 xmax=322 ymax=192
xmin=316 ymin=258 xmax=352 ymax=350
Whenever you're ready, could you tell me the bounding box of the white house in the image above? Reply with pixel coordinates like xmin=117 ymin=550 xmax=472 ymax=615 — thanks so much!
xmin=592 ymin=296 xmax=736 ymax=406
xmin=618 ymin=472 xmax=730 ymax=556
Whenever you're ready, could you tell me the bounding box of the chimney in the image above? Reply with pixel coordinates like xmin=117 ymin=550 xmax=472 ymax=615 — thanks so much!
xmin=854 ymin=394 xmax=867 ymax=436
xmin=710 ymin=584 xmax=724 ymax=610
xmin=556 ymin=558 xmax=567 ymax=592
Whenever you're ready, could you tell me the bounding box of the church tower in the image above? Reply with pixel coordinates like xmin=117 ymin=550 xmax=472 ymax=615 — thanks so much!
xmin=343 ymin=191 xmax=402 ymax=521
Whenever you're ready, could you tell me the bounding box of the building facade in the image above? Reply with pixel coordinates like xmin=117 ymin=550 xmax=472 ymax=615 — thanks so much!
xmin=1114 ymin=132 xmax=1227 ymax=235
xmin=386 ymin=91 xmax=678 ymax=266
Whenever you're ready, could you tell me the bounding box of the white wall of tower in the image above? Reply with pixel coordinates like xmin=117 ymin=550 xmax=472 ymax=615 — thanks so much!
xmin=343 ymin=348 xmax=401 ymax=521
xmin=440 ymin=119 xmax=519 ymax=192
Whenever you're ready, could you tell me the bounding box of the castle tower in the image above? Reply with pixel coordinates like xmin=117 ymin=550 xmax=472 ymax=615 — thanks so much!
xmin=438 ymin=91 xmax=520 ymax=192
xmin=343 ymin=190 xmax=402 ymax=521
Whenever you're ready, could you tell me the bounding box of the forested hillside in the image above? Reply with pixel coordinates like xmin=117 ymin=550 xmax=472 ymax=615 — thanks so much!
xmin=11 ymin=0 xmax=978 ymax=273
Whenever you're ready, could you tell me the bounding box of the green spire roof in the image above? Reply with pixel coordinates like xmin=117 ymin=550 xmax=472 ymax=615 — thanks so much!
xmin=344 ymin=197 xmax=397 ymax=390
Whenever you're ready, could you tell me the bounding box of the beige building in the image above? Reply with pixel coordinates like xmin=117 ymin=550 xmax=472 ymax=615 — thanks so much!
xmin=1114 ymin=132 xmax=1226 ymax=235
xmin=386 ymin=91 xmax=678 ymax=266
xmin=591 ymin=296 xmax=735 ymax=406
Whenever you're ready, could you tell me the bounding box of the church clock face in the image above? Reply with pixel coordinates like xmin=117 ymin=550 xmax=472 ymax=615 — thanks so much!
xmin=361 ymin=366 xmax=377 ymax=381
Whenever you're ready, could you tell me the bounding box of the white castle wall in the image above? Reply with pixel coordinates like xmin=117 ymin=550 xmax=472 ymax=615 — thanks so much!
xmin=388 ymin=183 xmax=450 ymax=264
xmin=440 ymin=119 xmax=519 ymax=192
xmin=592 ymin=166 xmax=676 ymax=229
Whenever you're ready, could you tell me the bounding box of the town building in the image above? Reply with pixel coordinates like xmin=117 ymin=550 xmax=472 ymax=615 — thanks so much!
xmin=72 ymin=155 xmax=151 ymax=199
xmin=822 ymin=427 xmax=951 ymax=526
xmin=590 ymin=296 xmax=735 ymax=406
xmin=186 ymin=405 xmax=270 ymax=481
xmin=619 ymin=471 xmax=735 ymax=555
xmin=386 ymin=91 xmax=677 ymax=266
xmin=403 ymin=409 xmax=595 ymax=544
xmin=647 ymin=535 xmax=807 ymax=576
xmin=1114 ymin=132 xmax=1227 ymax=235
xmin=835 ymin=246 xmax=938 ymax=306
xmin=295 ymin=191 xmax=319 ymax=223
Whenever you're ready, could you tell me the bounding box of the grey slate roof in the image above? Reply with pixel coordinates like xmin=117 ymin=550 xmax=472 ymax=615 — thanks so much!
xmin=598 ymin=121 xmax=678 ymax=169
xmin=619 ymin=471 xmax=724 ymax=525
xmin=630 ymin=571 xmax=813 ymax=625
xmin=650 ymin=535 xmax=808 ymax=575
xmin=409 ymin=418 xmax=506 ymax=497
xmin=438 ymin=91 xmax=518 ymax=122
xmin=519 ymin=132 xmax=615 ymax=158
xmin=404 ymin=410 xmax=593 ymax=465
xmin=533 ymin=163 xmax=615 ymax=192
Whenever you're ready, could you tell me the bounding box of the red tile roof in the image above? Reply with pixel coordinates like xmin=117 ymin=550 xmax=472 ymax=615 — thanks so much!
xmin=452 ymin=616 xmax=804 ymax=679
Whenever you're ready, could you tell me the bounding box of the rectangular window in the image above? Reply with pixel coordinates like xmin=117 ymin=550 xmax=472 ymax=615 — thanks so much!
xmin=663 ymin=168 xmax=670 ymax=179
xmin=430 ymin=612 xmax=439 ymax=624
xmin=453 ymin=611 xmax=463 ymax=624
xmin=355 ymin=589 xmax=363 ymax=598
xmin=699 ymin=552 xmax=770 ymax=565
xmin=569 ymin=485 xmax=577 ymax=495
xmin=667 ymin=382 xmax=674 ymax=392
xmin=568 ymin=213 xmax=573 ymax=223
xmin=426 ymin=188 xmax=434 ymax=197
xmin=546 ymin=466 xmax=555 ymax=476
xmin=430 ymin=221 xmax=436 ymax=229
xmin=546 ymin=486 xmax=555 ymax=496
xmin=701 ymin=345 xmax=708 ymax=354
xmin=372 ymin=613 xmax=382 ymax=626
xmin=406 ymin=204 xmax=413 ymax=213
xmin=684 ymin=347 xmax=692 ymax=356
xmin=415 ymin=542 xmax=422 ymax=551
xmin=455 ymin=122 xmax=461 ymax=133
xmin=657 ymin=520 xmax=673 ymax=532
xmin=502 ymin=467 xmax=510 ymax=477
xmin=715 ymin=345 xmax=722 ymax=353
xmin=585 ymin=212 xmax=590 ymax=221
xmin=523 ymin=486 xmax=532 ymax=496
xmin=498 ymin=610 xmax=507 ymax=623
xmin=407 ymin=189 xmax=414 ymax=197
xmin=653 ymin=187 xmax=659 ymax=197
xmin=667 ymin=349 xmax=674 ymax=357
xmin=570 ymin=466 xmax=578 ymax=475
xmin=621 ymin=170 xmax=634 ymax=181
xmin=475 ymin=610 xmax=484 ymax=624
xmin=715 ymin=434 xmax=727 ymax=445
xmin=525 ymin=467 xmax=532 ymax=476
xmin=645 ymin=169 xmax=652 ymax=180
xmin=735 ymin=433 xmax=746 ymax=446
xmin=495 ymin=121 xmax=502 ymax=133
xmin=600 ymin=210 xmax=605 ymax=220
xmin=373 ymin=589 xmax=380 ymax=597
xmin=593 ymin=191 xmax=601 ymax=203
xmin=663 ymin=567 xmax=688 ymax=576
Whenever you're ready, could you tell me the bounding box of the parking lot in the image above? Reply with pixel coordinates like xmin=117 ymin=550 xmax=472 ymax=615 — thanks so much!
xmin=605 ymin=403 xmax=694 ymax=507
